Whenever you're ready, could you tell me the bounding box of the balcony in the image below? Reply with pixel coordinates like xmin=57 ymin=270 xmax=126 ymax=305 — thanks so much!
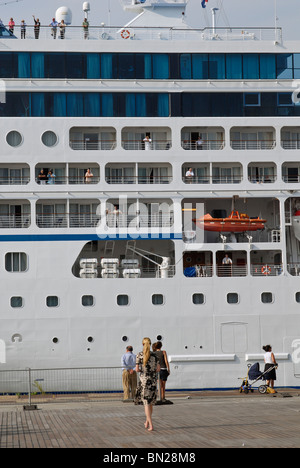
xmin=281 ymin=127 xmax=300 ymax=149
xmin=230 ymin=127 xmax=275 ymax=150
xmin=0 ymin=165 xmax=30 ymax=185
xmin=36 ymin=200 xmax=100 ymax=228
xmin=35 ymin=165 xmax=100 ymax=185
xmin=69 ymin=127 xmax=116 ymax=151
xmin=105 ymin=164 xmax=172 ymax=185
xmin=181 ymin=127 xmax=224 ymax=151
xmin=0 ymin=214 xmax=30 ymax=228
xmin=121 ymin=127 xmax=171 ymax=151
xmin=248 ymin=163 xmax=276 ymax=184
xmin=182 ymin=164 xmax=242 ymax=185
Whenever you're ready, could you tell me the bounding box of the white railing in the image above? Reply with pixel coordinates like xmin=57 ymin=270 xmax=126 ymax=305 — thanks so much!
xmin=106 ymin=176 xmax=172 ymax=184
xmin=281 ymin=140 xmax=300 ymax=150
xmin=231 ymin=140 xmax=276 ymax=150
xmin=106 ymin=213 xmax=173 ymax=228
xmin=0 ymin=214 xmax=30 ymax=228
xmin=122 ymin=140 xmax=172 ymax=151
xmin=181 ymin=140 xmax=224 ymax=151
xmin=69 ymin=140 xmax=116 ymax=151
xmin=251 ymin=264 xmax=283 ymax=277
xmin=6 ymin=25 xmax=282 ymax=42
xmin=183 ymin=175 xmax=242 ymax=184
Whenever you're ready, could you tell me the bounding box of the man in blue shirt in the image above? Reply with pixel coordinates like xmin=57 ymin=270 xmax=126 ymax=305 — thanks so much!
xmin=121 ymin=346 xmax=137 ymax=401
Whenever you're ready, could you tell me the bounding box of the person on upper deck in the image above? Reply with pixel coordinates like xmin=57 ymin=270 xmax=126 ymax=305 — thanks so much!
xmin=49 ymin=18 xmax=58 ymax=38
xmin=33 ymin=15 xmax=40 ymax=39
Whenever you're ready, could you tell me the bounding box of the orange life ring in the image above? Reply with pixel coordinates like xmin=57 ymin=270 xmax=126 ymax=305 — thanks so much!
xmin=261 ymin=265 xmax=271 ymax=276
xmin=121 ymin=29 xmax=130 ymax=39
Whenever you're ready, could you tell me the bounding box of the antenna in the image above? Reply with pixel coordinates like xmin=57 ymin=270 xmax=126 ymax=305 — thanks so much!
xmin=0 ymin=0 xmax=23 ymax=6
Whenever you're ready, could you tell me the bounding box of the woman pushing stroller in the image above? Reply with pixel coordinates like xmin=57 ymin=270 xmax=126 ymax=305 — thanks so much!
xmin=263 ymin=345 xmax=278 ymax=391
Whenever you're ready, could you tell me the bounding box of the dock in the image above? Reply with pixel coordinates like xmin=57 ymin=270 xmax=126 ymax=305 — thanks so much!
xmin=1 ymin=389 xmax=300 ymax=449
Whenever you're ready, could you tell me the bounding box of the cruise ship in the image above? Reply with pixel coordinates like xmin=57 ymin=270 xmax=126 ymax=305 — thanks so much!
xmin=1 ymin=0 xmax=300 ymax=391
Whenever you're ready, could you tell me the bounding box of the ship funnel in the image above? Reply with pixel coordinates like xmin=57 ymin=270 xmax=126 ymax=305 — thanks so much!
xmin=56 ymin=6 xmax=73 ymax=25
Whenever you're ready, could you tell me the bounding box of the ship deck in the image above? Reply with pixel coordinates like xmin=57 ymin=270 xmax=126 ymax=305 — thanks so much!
xmin=1 ymin=389 xmax=300 ymax=449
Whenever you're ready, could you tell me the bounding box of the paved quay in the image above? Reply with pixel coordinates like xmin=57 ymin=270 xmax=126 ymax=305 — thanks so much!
xmin=1 ymin=390 xmax=300 ymax=449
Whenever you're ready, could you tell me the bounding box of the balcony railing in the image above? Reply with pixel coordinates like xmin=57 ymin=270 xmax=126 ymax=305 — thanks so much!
xmin=36 ymin=176 xmax=100 ymax=185
xmin=36 ymin=214 xmax=100 ymax=228
xmin=282 ymin=175 xmax=300 ymax=183
xmin=231 ymin=140 xmax=276 ymax=150
xmin=69 ymin=140 xmax=116 ymax=151
xmin=183 ymin=175 xmax=242 ymax=184
xmin=0 ymin=214 xmax=30 ymax=228
xmin=251 ymin=264 xmax=283 ymax=277
xmin=181 ymin=140 xmax=224 ymax=151
xmin=281 ymin=140 xmax=300 ymax=150
xmin=248 ymin=175 xmax=276 ymax=184
xmin=217 ymin=265 xmax=247 ymax=277
xmin=0 ymin=177 xmax=30 ymax=185
xmin=6 ymin=25 xmax=282 ymax=42
xmin=106 ymin=213 xmax=174 ymax=228
xmin=105 ymin=175 xmax=172 ymax=184
xmin=122 ymin=140 xmax=171 ymax=150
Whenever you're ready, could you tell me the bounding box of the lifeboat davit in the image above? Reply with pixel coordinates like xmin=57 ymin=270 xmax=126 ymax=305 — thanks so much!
xmin=193 ymin=210 xmax=266 ymax=233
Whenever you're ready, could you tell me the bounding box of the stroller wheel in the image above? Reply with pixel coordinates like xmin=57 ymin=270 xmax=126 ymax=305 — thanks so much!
xmin=258 ymin=385 xmax=267 ymax=394
xmin=244 ymin=387 xmax=249 ymax=394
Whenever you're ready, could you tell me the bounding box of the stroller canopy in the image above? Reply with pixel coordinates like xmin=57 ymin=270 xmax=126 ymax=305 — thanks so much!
xmin=248 ymin=362 xmax=263 ymax=380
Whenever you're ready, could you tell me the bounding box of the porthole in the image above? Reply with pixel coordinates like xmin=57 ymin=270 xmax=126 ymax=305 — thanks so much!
xmin=193 ymin=293 xmax=205 ymax=305
xmin=117 ymin=295 xmax=129 ymax=306
xmin=152 ymin=294 xmax=164 ymax=305
xmin=46 ymin=296 xmax=59 ymax=307
xmin=6 ymin=130 xmax=22 ymax=147
xmin=10 ymin=296 xmax=23 ymax=308
xmin=82 ymin=295 xmax=94 ymax=307
xmin=42 ymin=131 xmax=58 ymax=147
xmin=227 ymin=293 xmax=239 ymax=304
xmin=52 ymin=337 xmax=59 ymax=344
xmin=122 ymin=336 xmax=128 ymax=342
xmin=296 ymin=292 xmax=300 ymax=303
xmin=87 ymin=336 xmax=94 ymax=343
xmin=261 ymin=292 xmax=273 ymax=304
xmin=156 ymin=335 xmax=163 ymax=341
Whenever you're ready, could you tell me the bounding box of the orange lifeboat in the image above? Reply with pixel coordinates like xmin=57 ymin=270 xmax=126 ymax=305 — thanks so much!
xmin=193 ymin=210 xmax=266 ymax=233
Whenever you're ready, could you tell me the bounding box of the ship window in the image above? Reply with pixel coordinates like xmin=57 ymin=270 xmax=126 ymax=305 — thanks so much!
xmin=209 ymin=54 xmax=225 ymax=79
xmin=278 ymin=93 xmax=293 ymax=106
xmin=227 ymin=293 xmax=239 ymax=304
xmin=6 ymin=130 xmax=22 ymax=147
xmin=5 ymin=252 xmax=27 ymax=272
xmin=226 ymin=54 xmax=242 ymax=79
xmin=244 ymin=93 xmax=261 ymax=107
xmin=260 ymin=54 xmax=276 ymax=79
xmin=261 ymin=292 xmax=273 ymax=304
xmin=296 ymin=292 xmax=300 ymax=303
xmin=152 ymin=294 xmax=164 ymax=305
xmin=42 ymin=131 xmax=58 ymax=147
xmin=46 ymin=296 xmax=59 ymax=307
xmin=82 ymin=295 xmax=94 ymax=307
xmin=192 ymin=293 xmax=205 ymax=305
xmin=10 ymin=296 xmax=23 ymax=308
xmin=117 ymin=295 xmax=129 ymax=306
xmin=243 ymin=54 xmax=259 ymax=79
xmin=276 ymin=54 xmax=293 ymax=79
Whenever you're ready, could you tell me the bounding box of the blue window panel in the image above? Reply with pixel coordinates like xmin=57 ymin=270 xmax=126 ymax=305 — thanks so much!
xmin=294 ymin=54 xmax=300 ymax=68
xmin=87 ymin=54 xmax=100 ymax=79
xmin=84 ymin=93 xmax=100 ymax=116
xmin=136 ymin=93 xmax=146 ymax=117
xmin=157 ymin=94 xmax=169 ymax=117
xmin=226 ymin=54 xmax=242 ymax=79
xmin=31 ymin=93 xmax=45 ymax=116
xmin=277 ymin=68 xmax=293 ymax=79
xmin=31 ymin=53 xmax=44 ymax=78
xmin=101 ymin=54 xmax=113 ymax=79
xmin=144 ymin=54 xmax=152 ymax=79
xmin=180 ymin=54 xmax=192 ymax=79
xmin=18 ymin=53 xmax=30 ymax=78
xmin=53 ymin=93 xmax=67 ymax=117
xmin=65 ymin=53 xmax=83 ymax=79
xmin=67 ymin=93 xmax=83 ymax=117
xmin=244 ymin=93 xmax=261 ymax=106
xmin=209 ymin=54 xmax=225 ymax=79
xmin=0 ymin=52 xmax=15 ymax=78
xmin=260 ymin=54 xmax=276 ymax=79
xmin=277 ymin=54 xmax=293 ymax=70
xmin=243 ymin=54 xmax=259 ymax=79
xmin=294 ymin=69 xmax=300 ymax=79
xmin=278 ymin=93 xmax=293 ymax=106
xmin=126 ymin=94 xmax=136 ymax=116
xmin=102 ymin=93 xmax=114 ymax=116
xmin=119 ymin=54 xmax=135 ymax=79
xmin=152 ymin=54 xmax=169 ymax=79
xmin=192 ymin=54 xmax=209 ymax=79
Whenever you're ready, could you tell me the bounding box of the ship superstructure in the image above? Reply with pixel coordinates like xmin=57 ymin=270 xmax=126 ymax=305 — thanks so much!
xmin=0 ymin=0 xmax=300 ymax=389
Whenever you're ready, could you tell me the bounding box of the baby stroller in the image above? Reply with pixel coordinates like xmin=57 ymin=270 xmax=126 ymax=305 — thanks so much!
xmin=239 ymin=362 xmax=277 ymax=394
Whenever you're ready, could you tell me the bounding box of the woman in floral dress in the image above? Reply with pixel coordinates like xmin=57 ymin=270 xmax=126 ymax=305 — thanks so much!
xmin=135 ymin=337 xmax=160 ymax=431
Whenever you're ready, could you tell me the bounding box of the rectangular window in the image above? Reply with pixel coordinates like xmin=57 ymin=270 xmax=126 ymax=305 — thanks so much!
xmin=209 ymin=54 xmax=225 ymax=79
xmin=152 ymin=294 xmax=164 ymax=305
xmin=152 ymin=54 xmax=169 ymax=79
xmin=276 ymin=54 xmax=293 ymax=79
xmin=46 ymin=296 xmax=59 ymax=307
xmin=260 ymin=54 xmax=276 ymax=79
xmin=244 ymin=93 xmax=261 ymax=107
xmin=192 ymin=54 xmax=209 ymax=79
xmin=5 ymin=252 xmax=27 ymax=272
xmin=261 ymin=292 xmax=273 ymax=304
xmin=226 ymin=54 xmax=242 ymax=79
xmin=11 ymin=296 xmax=23 ymax=308
xmin=243 ymin=54 xmax=259 ymax=79
xmin=278 ymin=93 xmax=293 ymax=106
